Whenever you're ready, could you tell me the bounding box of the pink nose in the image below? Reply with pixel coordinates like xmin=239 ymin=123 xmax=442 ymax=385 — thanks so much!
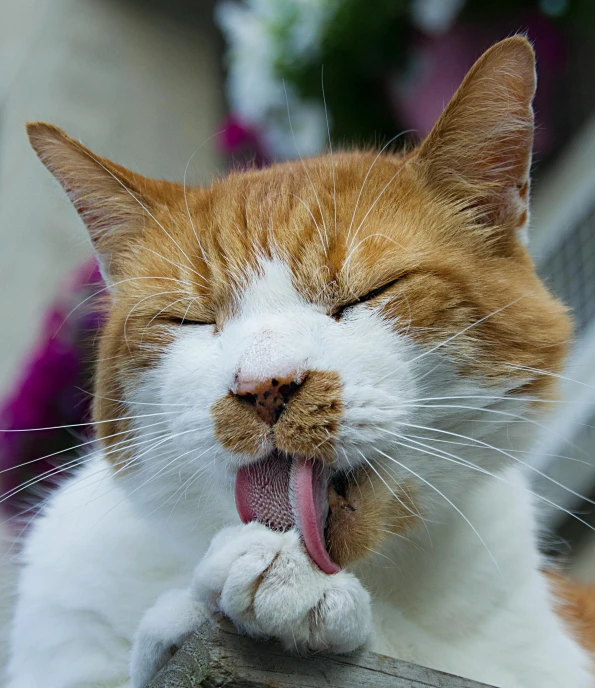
xmin=234 ymin=374 xmax=302 ymax=426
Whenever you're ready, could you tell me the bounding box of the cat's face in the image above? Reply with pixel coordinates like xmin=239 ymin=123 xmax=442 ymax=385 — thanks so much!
xmin=27 ymin=37 xmax=570 ymax=568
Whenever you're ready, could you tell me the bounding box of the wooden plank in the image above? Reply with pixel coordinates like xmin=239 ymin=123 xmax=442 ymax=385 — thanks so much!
xmin=148 ymin=619 xmax=494 ymax=688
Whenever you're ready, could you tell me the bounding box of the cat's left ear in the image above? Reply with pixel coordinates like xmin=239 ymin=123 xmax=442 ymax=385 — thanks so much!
xmin=415 ymin=36 xmax=536 ymax=243
xmin=26 ymin=122 xmax=169 ymax=285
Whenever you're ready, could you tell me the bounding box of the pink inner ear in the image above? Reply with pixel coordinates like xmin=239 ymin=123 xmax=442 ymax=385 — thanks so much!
xmin=235 ymin=455 xmax=340 ymax=575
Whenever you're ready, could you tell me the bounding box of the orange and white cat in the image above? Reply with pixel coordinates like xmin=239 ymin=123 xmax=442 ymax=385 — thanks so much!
xmin=6 ymin=37 xmax=595 ymax=688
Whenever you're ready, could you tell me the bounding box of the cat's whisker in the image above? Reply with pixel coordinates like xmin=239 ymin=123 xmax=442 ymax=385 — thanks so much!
xmin=362 ymin=544 xmax=403 ymax=573
xmin=79 ymin=389 xmax=194 ymax=409
xmin=162 ymin=452 xmax=218 ymax=520
xmin=1 ymin=419 xmax=211 ymax=513
xmin=382 ymin=430 xmax=595 ymax=536
xmin=0 ymin=410 xmax=177 ymax=435
xmin=396 ymin=404 xmax=588 ymax=453
xmin=355 ymin=449 xmax=431 ymax=539
xmin=506 ymin=363 xmax=595 ymax=393
xmin=373 ymin=446 xmax=501 ymax=573
xmin=87 ymin=429 xmax=211 ymax=529
xmin=398 ymin=400 xmax=595 ymax=436
xmin=402 ymin=432 xmax=591 ymax=466
xmin=409 ymin=393 xmax=585 ymax=406
xmin=0 ymin=418 xmax=172 ymax=477
xmin=380 ymin=528 xmax=427 ymax=553
xmin=395 ymin=421 xmax=595 ymax=505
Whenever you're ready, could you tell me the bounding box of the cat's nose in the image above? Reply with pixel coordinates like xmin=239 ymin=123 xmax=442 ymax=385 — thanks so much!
xmin=234 ymin=374 xmax=303 ymax=426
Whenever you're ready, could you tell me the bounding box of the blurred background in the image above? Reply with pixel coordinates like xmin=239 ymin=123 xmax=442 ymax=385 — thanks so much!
xmin=2 ymin=0 xmax=595 ymax=669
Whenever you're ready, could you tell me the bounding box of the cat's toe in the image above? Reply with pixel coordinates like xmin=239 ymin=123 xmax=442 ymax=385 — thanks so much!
xmin=129 ymin=589 xmax=207 ymax=688
xmin=192 ymin=523 xmax=372 ymax=654
xmin=307 ymin=573 xmax=373 ymax=653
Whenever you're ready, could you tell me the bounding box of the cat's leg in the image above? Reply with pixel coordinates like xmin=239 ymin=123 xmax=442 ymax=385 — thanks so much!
xmin=129 ymin=588 xmax=207 ymax=688
xmin=130 ymin=522 xmax=372 ymax=687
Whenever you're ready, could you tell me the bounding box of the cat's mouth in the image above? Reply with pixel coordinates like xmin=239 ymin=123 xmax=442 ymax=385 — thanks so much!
xmin=235 ymin=452 xmax=350 ymax=574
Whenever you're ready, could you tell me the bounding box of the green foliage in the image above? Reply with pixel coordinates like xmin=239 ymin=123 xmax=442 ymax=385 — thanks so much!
xmin=271 ymin=0 xmax=587 ymax=149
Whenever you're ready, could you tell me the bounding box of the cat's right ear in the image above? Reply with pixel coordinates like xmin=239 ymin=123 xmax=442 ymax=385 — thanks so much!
xmin=26 ymin=122 xmax=157 ymax=285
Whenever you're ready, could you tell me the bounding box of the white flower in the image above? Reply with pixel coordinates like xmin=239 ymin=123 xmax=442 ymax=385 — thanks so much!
xmin=216 ymin=0 xmax=336 ymax=159
xmin=410 ymin=0 xmax=465 ymax=35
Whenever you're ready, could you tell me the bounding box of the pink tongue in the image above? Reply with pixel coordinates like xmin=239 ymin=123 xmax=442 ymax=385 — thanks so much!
xmin=235 ymin=455 xmax=340 ymax=575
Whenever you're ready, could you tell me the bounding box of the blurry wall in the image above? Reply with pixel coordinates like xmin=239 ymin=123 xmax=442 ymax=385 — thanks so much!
xmin=0 ymin=0 xmax=223 ymax=396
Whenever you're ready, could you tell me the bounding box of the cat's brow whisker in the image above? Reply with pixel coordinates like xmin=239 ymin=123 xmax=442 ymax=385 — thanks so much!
xmin=181 ymin=130 xmax=224 ymax=266
xmin=138 ymin=246 xmax=208 ymax=286
xmin=343 ymin=233 xmax=406 ymax=271
xmin=140 ymin=295 xmax=196 ymax=342
xmin=289 ymin=193 xmax=327 ymax=252
xmin=51 ymin=275 xmax=197 ymax=339
xmin=76 ymin=144 xmax=203 ymax=278
xmin=346 ymin=130 xmax=414 ymax=243
xmin=321 ymin=66 xmax=337 ymax=238
xmin=376 ymin=293 xmax=535 ymax=385
xmin=347 ymin=158 xmax=410 ymax=250
xmin=123 ymin=290 xmax=188 ymax=350
xmin=283 ymin=80 xmax=329 ymax=252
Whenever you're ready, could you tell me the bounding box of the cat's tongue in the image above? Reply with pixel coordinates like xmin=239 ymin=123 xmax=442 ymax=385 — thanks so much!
xmin=235 ymin=455 xmax=340 ymax=575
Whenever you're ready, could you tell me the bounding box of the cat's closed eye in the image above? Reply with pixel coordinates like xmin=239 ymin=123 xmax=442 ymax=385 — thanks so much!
xmin=333 ymin=275 xmax=406 ymax=320
xmin=164 ymin=315 xmax=212 ymax=326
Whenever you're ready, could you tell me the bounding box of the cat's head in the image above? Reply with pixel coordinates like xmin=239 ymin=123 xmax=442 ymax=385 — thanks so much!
xmin=27 ymin=37 xmax=570 ymax=569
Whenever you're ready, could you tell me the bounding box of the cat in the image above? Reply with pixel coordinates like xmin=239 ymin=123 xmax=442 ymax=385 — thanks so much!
xmin=5 ymin=36 xmax=595 ymax=688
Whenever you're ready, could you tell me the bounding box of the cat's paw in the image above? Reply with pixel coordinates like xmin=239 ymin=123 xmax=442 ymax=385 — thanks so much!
xmin=129 ymin=588 xmax=207 ymax=688
xmin=192 ymin=522 xmax=372 ymax=654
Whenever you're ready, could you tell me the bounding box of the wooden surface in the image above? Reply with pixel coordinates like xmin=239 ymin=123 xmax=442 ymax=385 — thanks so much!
xmin=148 ymin=620 xmax=494 ymax=688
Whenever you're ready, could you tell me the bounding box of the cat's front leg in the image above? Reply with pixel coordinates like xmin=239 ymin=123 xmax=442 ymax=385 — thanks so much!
xmin=129 ymin=588 xmax=207 ymax=688
xmin=130 ymin=522 xmax=372 ymax=687
xmin=192 ymin=522 xmax=373 ymax=654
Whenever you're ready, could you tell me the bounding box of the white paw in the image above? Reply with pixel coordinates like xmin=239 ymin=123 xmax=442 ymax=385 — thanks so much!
xmin=192 ymin=522 xmax=372 ymax=654
xmin=130 ymin=588 xmax=207 ymax=688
